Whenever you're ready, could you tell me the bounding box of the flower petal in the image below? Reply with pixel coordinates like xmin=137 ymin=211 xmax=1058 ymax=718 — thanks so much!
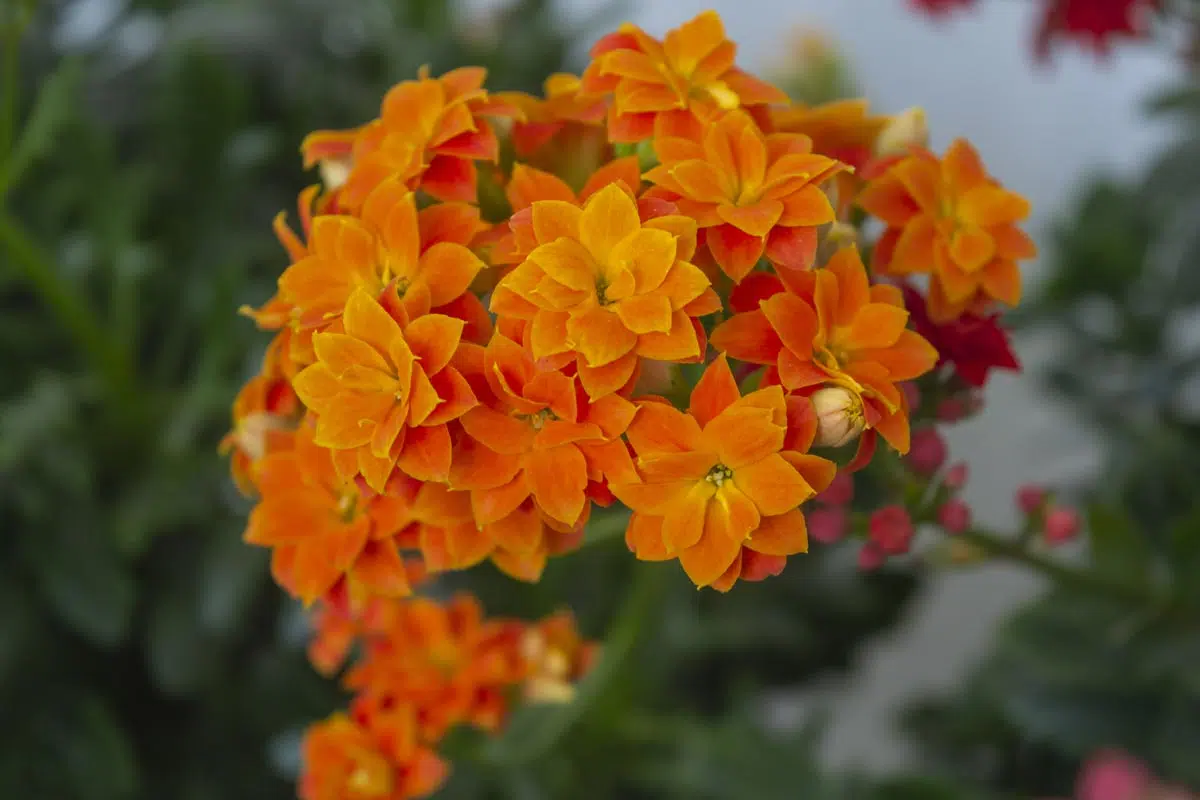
xmin=661 ymin=481 xmax=714 ymax=552
xmin=745 ymin=508 xmax=808 ymax=556
xmin=526 ymin=445 xmax=589 ymax=526
xmin=688 ymin=354 xmax=741 ymax=427
xmin=734 ymin=453 xmax=811 ymax=515
xmin=580 ymin=183 xmax=640 ymax=264
xmin=567 ymin=306 xmax=639 ymax=367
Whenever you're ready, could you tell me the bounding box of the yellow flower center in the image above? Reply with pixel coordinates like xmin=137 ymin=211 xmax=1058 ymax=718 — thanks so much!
xmin=705 ymin=463 xmax=733 ymax=487
xmin=337 ymin=490 xmax=359 ymax=523
xmin=519 ymin=409 xmax=558 ymax=430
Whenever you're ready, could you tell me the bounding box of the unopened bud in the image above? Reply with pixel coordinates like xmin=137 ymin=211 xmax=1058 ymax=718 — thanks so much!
xmin=869 ymin=505 xmax=914 ymax=555
xmin=1016 ymin=484 xmax=1046 ymax=516
xmin=937 ymin=498 xmax=972 ymax=534
xmin=807 ymin=507 xmax=848 ymax=544
xmin=815 ymin=471 xmax=854 ymax=506
xmin=858 ymin=541 xmax=886 ymax=571
xmin=1044 ymin=507 xmax=1080 ymax=545
xmin=906 ymin=427 xmax=948 ymax=475
xmin=875 ymin=107 xmax=929 ymax=157
xmin=943 ymin=462 xmax=969 ymax=490
xmin=811 ymin=386 xmax=866 ymax=448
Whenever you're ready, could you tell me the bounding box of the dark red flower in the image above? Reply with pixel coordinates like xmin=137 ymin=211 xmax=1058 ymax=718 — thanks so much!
xmin=901 ymin=284 xmax=1020 ymax=388
xmin=908 ymin=0 xmax=976 ymax=16
xmin=1034 ymin=0 xmax=1162 ymax=60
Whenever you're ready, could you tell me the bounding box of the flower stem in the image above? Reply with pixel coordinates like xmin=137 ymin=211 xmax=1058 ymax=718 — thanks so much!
xmin=955 ymin=527 xmax=1164 ymax=607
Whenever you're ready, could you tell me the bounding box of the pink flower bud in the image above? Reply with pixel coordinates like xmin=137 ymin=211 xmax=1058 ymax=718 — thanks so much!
xmin=1044 ymin=507 xmax=1080 ymax=545
xmin=815 ymin=471 xmax=854 ymax=506
xmin=906 ymin=427 xmax=947 ymax=475
xmin=901 ymin=381 xmax=921 ymax=412
xmin=936 ymin=397 xmax=967 ymax=422
xmin=810 ymin=386 xmax=866 ymax=448
xmin=1076 ymin=750 xmax=1152 ymax=800
xmin=937 ymin=498 xmax=971 ymax=534
xmin=1016 ymin=484 xmax=1046 ymax=516
xmin=943 ymin=462 xmax=969 ymax=490
xmin=808 ymin=507 xmax=848 ymax=544
xmin=858 ymin=541 xmax=885 ymax=571
xmin=869 ymin=505 xmax=914 ymax=555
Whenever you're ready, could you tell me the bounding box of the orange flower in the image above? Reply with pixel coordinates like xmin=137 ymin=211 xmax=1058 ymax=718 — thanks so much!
xmin=771 ymin=99 xmax=890 ymax=171
xmin=449 ymin=333 xmax=636 ymax=529
xmin=520 ymin=610 xmax=598 ymax=703
xmin=499 ymin=73 xmax=607 ymax=158
xmin=277 ymin=176 xmax=486 ymax=327
xmin=858 ymin=138 xmax=1037 ymax=322
xmin=491 ymin=182 xmax=719 ymax=398
xmin=292 ymin=288 xmax=478 ymax=491
xmin=299 ymin=713 xmax=447 ymax=800
xmin=581 ymin=11 xmax=787 ymax=142
xmin=340 ymin=67 xmax=523 ymax=207
xmin=244 ymin=421 xmax=415 ymax=605
xmin=609 ymin=356 xmax=833 ymax=589
xmin=220 ymin=338 xmax=301 ymax=494
xmin=711 ymin=246 xmax=938 ymax=458
xmin=644 ymin=110 xmax=847 ymax=282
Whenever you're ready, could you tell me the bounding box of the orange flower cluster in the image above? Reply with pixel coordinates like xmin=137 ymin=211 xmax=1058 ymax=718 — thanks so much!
xmin=301 ymin=593 xmax=594 ymax=800
xmin=224 ymin=9 xmax=1035 ymax=797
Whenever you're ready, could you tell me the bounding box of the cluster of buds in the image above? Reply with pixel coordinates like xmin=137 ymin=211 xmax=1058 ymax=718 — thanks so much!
xmin=224 ymin=9 xmax=1039 ymax=797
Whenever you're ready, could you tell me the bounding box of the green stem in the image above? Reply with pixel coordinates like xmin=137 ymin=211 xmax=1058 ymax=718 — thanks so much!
xmin=0 ymin=214 xmax=134 ymax=395
xmin=955 ymin=527 xmax=1164 ymax=607
xmin=485 ymin=561 xmax=668 ymax=765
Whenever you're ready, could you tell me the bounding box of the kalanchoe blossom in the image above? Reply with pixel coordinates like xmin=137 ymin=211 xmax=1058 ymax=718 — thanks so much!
xmin=1035 ymin=0 xmax=1163 ymax=61
xmin=902 ymin=283 xmax=1020 ymax=388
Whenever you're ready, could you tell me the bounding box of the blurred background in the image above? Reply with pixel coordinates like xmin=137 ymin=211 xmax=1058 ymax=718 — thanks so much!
xmin=4 ymin=0 xmax=1199 ymax=797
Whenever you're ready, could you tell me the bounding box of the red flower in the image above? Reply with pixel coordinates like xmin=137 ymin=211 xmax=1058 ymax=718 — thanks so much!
xmin=902 ymin=284 xmax=1019 ymax=388
xmin=909 ymin=0 xmax=976 ymax=17
xmin=1034 ymin=0 xmax=1162 ymax=60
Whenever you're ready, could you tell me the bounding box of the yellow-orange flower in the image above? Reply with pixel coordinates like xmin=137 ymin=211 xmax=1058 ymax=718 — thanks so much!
xmin=712 ymin=246 xmax=938 ymax=457
xmin=491 ymin=182 xmax=719 ymax=398
xmin=449 ymin=333 xmax=636 ymax=529
xmin=520 ymin=610 xmax=599 ymax=704
xmin=244 ymin=421 xmax=415 ymax=605
xmin=338 ymin=66 xmax=523 ymax=207
xmin=499 ymin=73 xmax=608 ymax=158
xmin=581 ymin=11 xmax=787 ymax=142
xmin=299 ymin=712 xmax=447 ymax=800
xmin=645 ymin=110 xmax=847 ymax=282
xmin=609 ymin=356 xmax=833 ymax=589
xmin=220 ymin=338 xmax=300 ymax=494
xmin=277 ymin=176 xmax=486 ymax=327
xmin=292 ymin=288 xmax=478 ymax=491
xmin=858 ymin=138 xmax=1037 ymax=322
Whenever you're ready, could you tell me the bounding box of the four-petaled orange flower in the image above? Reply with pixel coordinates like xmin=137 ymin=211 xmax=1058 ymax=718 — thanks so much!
xmin=292 ymin=288 xmax=478 ymax=492
xmin=278 ymin=176 xmax=487 ymax=327
xmin=491 ymin=182 xmax=719 ymax=398
xmin=858 ymin=138 xmax=1037 ymax=322
xmin=712 ymin=246 xmax=939 ymax=458
xmin=339 ymin=66 xmax=523 ymax=207
xmin=581 ymin=11 xmax=787 ymax=142
xmin=244 ymin=421 xmax=415 ymax=605
xmin=610 ymin=356 xmax=833 ymax=589
xmin=645 ymin=110 xmax=847 ymax=282
xmin=299 ymin=713 xmax=447 ymax=800
xmin=450 ymin=333 xmax=636 ymax=529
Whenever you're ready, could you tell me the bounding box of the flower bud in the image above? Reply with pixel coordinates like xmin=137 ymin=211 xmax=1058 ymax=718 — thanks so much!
xmin=808 ymin=507 xmax=848 ymax=544
xmin=943 ymin=462 xmax=969 ymax=490
xmin=869 ymin=505 xmax=914 ymax=555
xmin=815 ymin=471 xmax=854 ymax=506
xmin=811 ymin=386 xmax=866 ymax=448
xmin=858 ymin=541 xmax=886 ymax=571
xmin=937 ymin=498 xmax=972 ymax=534
xmin=906 ymin=427 xmax=948 ymax=475
xmin=1044 ymin=507 xmax=1080 ymax=545
xmin=875 ymin=107 xmax=929 ymax=157
xmin=1016 ymin=484 xmax=1046 ymax=516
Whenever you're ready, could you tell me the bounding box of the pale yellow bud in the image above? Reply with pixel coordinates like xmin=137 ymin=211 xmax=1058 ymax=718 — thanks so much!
xmin=875 ymin=107 xmax=929 ymax=157
xmin=811 ymin=386 xmax=866 ymax=448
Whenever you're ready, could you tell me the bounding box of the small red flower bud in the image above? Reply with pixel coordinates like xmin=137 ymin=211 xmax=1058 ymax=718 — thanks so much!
xmin=943 ymin=462 xmax=969 ymax=490
xmin=1044 ymin=507 xmax=1080 ymax=545
xmin=858 ymin=541 xmax=886 ymax=571
xmin=906 ymin=427 xmax=948 ymax=475
xmin=901 ymin=381 xmax=921 ymax=412
xmin=937 ymin=498 xmax=971 ymax=534
xmin=815 ymin=471 xmax=854 ymax=506
xmin=1016 ymin=484 xmax=1046 ymax=516
xmin=869 ymin=505 xmax=914 ymax=555
xmin=808 ymin=507 xmax=849 ymax=544
xmin=936 ymin=397 xmax=967 ymax=422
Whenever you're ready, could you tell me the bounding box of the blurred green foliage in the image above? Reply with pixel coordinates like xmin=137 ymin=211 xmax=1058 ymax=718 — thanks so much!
xmin=1 ymin=2 xmax=927 ymax=797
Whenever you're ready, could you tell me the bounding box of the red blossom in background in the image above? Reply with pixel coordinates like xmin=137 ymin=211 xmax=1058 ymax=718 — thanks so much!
xmin=1035 ymin=0 xmax=1163 ymax=60
xmin=902 ymin=284 xmax=1020 ymax=388
xmin=908 ymin=0 xmax=977 ymax=16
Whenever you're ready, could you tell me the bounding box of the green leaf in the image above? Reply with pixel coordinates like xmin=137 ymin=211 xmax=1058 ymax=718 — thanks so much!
xmin=24 ymin=524 xmax=135 ymax=649
xmin=0 ymin=58 xmax=82 ymax=197
xmin=1085 ymin=503 xmax=1155 ymax=587
xmin=1166 ymin=507 xmax=1200 ymax=609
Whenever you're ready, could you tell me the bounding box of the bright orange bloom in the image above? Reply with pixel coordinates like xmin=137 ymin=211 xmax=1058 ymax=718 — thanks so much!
xmin=292 ymin=288 xmax=478 ymax=491
xmin=499 ymin=73 xmax=607 ymax=158
xmin=244 ymin=421 xmax=415 ymax=605
xmin=609 ymin=356 xmax=833 ymax=589
xmin=712 ymin=246 xmax=939 ymax=457
xmin=491 ymin=183 xmax=719 ymax=398
xmin=345 ymin=594 xmax=528 ymax=742
xmin=771 ymin=99 xmax=890 ymax=171
xmin=580 ymin=11 xmax=787 ymax=142
xmin=338 ymin=67 xmax=523 ymax=207
xmin=858 ymin=138 xmax=1037 ymax=322
xmin=449 ymin=333 xmax=636 ymax=529
xmin=645 ymin=110 xmax=847 ymax=282
xmin=299 ymin=713 xmax=447 ymax=800
xmin=520 ymin=610 xmax=599 ymax=703
xmin=277 ymin=176 xmax=486 ymax=328
xmin=220 ymin=338 xmax=301 ymax=494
